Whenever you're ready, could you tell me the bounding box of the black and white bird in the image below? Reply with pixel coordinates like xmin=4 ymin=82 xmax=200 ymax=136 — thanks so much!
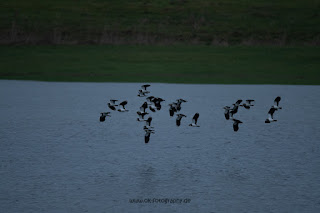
xmin=232 ymin=119 xmax=243 ymax=132
xmin=176 ymin=99 xmax=187 ymax=111
xmin=169 ymin=103 xmax=177 ymax=117
xmin=137 ymin=111 xmax=149 ymax=122
xmin=273 ymin=96 xmax=282 ymax=110
xmin=144 ymin=128 xmax=155 ymax=144
xmin=146 ymin=96 xmax=154 ymax=104
xmin=139 ymin=102 xmax=148 ymax=113
xmin=230 ymin=104 xmax=238 ymax=118
xmin=176 ymin=114 xmax=186 ymax=126
xmin=235 ymin=99 xmax=242 ymax=105
xmin=149 ymin=101 xmax=157 ymax=112
xmin=265 ymin=107 xmax=277 ymax=123
xmin=108 ymin=99 xmax=118 ymax=111
xmin=145 ymin=117 xmax=152 ymax=127
xmin=229 ymin=100 xmax=242 ymax=118
xmin=141 ymin=84 xmax=151 ymax=94
xmin=153 ymin=97 xmax=165 ymax=110
xmin=100 ymin=112 xmax=111 ymax=122
xmin=189 ymin=113 xmax=200 ymax=127
xmin=240 ymin=99 xmax=255 ymax=109
xmin=118 ymin=101 xmax=129 ymax=112
xmin=143 ymin=125 xmax=154 ymax=131
xmin=146 ymin=96 xmax=155 ymax=111
xmin=138 ymin=89 xmax=148 ymax=97
xmin=223 ymin=106 xmax=231 ymax=120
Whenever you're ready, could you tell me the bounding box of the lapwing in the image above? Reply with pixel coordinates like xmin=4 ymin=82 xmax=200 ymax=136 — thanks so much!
xmin=107 ymin=99 xmax=118 ymax=111
xmin=146 ymin=96 xmax=155 ymax=104
xmin=273 ymin=96 xmax=282 ymax=110
xmin=229 ymin=99 xmax=242 ymax=118
xmin=265 ymin=107 xmax=277 ymax=123
xmin=100 ymin=112 xmax=111 ymax=122
xmin=149 ymin=101 xmax=157 ymax=112
xmin=240 ymin=99 xmax=255 ymax=109
xmin=138 ymin=89 xmax=147 ymax=97
xmin=223 ymin=106 xmax=231 ymax=120
xmin=140 ymin=102 xmax=148 ymax=113
xmin=145 ymin=117 xmax=152 ymax=127
xmin=169 ymin=103 xmax=177 ymax=117
xmin=189 ymin=113 xmax=200 ymax=127
xmin=141 ymin=84 xmax=151 ymax=94
xmin=154 ymin=97 xmax=165 ymax=110
xmin=144 ymin=129 xmax=155 ymax=144
xmin=176 ymin=114 xmax=186 ymax=127
xmin=232 ymin=119 xmax=243 ymax=132
xmin=176 ymin=99 xmax=187 ymax=111
xmin=137 ymin=111 xmax=149 ymax=122
xmin=118 ymin=101 xmax=129 ymax=112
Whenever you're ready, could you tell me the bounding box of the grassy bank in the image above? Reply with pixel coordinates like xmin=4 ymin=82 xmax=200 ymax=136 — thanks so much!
xmin=0 ymin=45 xmax=319 ymax=84
xmin=0 ymin=0 xmax=319 ymax=45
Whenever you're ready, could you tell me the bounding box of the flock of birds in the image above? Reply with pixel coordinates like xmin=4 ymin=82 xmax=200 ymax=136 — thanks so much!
xmin=222 ymin=96 xmax=282 ymax=131
xmin=100 ymin=84 xmax=283 ymax=144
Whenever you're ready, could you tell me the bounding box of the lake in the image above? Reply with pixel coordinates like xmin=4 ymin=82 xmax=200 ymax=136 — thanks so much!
xmin=0 ymin=80 xmax=319 ymax=212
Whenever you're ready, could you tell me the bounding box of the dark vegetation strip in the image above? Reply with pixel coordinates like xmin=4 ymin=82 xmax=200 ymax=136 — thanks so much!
xmin=0 ymin=0 xmax=319 ymax=45
xmin=0 ymin=45 xmax=319 ymax=85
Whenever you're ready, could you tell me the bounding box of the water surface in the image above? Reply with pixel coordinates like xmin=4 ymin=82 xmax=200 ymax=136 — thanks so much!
xmin=0 ymin=80 xmax=319 ymax=213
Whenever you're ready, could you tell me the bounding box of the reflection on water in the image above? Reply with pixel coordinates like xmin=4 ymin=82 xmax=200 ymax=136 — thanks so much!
xmin=138 ymin=165 xmax=156 ymax=194
xmin=0 ymin=80 xmax=320 ymax=213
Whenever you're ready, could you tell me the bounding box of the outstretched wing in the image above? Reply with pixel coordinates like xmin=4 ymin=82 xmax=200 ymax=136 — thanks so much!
xmin=142 ymin=84 xmax=151 ymax=90
xmin=233 ymin=118 xmax=240 ymax=123
xmin=101 ymin=112 xmax=111 ymax=116
xmin=140 ymin=102 xmax=148 ymax=112
xmin=224 ymin=111 xmax=230 ymax=120
xmin=246 ymin=99 xmax=255 ymax=104
xmin=232 ymin=104 xmax=238 ymax=112
xmin=108 ymin=103 xmax=116 ymax=110
xmin=146 ymin=117 xmax=152 ymax=126
xmin=100 ymin=115 xmax=105 ymax=122
xmin=192 ymin=113 xmax=199 ymax=124
xmin=268 ymin=107 xmax=276 ymax=119
xmin=145 ymin=132 xmax=150 ymax=143
xmin=169 ymin=108 xmax=174 ymax=117
xmin=120 ymin=101 xmax=127 ymax=106
xmin=119 ymin=101 xmax=127 ymax=109
xmin=146 ymin=96 xmax=154 ymax=102
xmin=233 ymin=123 xmax=239 ymax=132
xmin=274 ymin=96 xmax=281 ymax=106
xmin=235 ymin=99 xmax=242 ymax=105
xmin=149 ymin=105 xmax=156 ymax=112
xmin=176 ymin=119 xmax=181 ymax=126
xmin=110 ymin=99 xmax=118 ymax=104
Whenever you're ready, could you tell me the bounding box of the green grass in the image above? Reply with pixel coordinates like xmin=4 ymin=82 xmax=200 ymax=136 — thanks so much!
xmin=0 ymin=45 xmax=319 ymax=84
xmin=1 ymin=0 xmax=319 ymax=44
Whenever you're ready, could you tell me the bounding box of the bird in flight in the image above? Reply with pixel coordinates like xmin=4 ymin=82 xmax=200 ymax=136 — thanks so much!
xmin=189 ymin=113 xmax=200 ymax=127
